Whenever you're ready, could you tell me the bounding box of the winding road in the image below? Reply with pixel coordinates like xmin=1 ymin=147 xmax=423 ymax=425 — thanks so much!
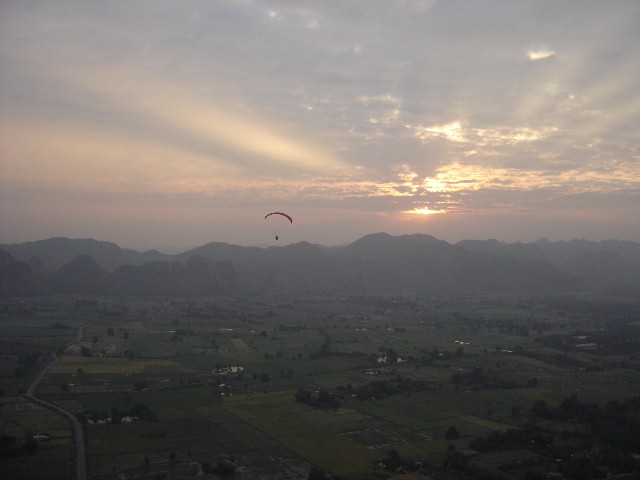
xmin=24 ymin=326 xmax=87 ymax=480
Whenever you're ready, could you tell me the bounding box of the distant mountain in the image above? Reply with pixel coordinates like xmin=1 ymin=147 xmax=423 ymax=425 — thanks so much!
xmin=1 ymin=234 xmax=639 ymax=297
xmin=458 ymin=238 xmax=640 ymax=292
xmin=44 ymin=255 xmax=109 ymax=294
xmin=326 ymin=233 xmax=582 ymax=295
xmin=0 ymin=250 xmax=37 ymax=296
xmin=27 ymin=256 xmax=47 ymax=274
xmin=0 ymin=237 xmax=170 ymax=271
xmin=178 ymin=242 xmax=263 ymax=264
xmin=109 ymin=256 xmax=238 ymax=296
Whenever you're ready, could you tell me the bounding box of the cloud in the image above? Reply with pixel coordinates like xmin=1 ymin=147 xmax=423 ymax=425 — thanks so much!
xmin=2 ymin=0 xmax=639 ymax=247
xmin=407 ymin=121 xmax=558 ymax=146
xmin=409 ymin=121 xmax=465 ymax=143
xmin=398 ymin=161 xmax=640 ymax=198
xmin=527 ymin=48 xmax=556 ymax=61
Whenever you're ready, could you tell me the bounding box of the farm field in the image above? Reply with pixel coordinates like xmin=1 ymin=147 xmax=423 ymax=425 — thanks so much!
xmin=1 ymin=293 xmax=639 ymax=479
xmin=0 ymin=395 xmax=75 ymax=479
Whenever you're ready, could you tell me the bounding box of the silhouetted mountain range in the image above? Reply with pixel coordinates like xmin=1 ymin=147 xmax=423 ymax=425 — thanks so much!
xmin=2 ymin=233 xmax=639 ymax=297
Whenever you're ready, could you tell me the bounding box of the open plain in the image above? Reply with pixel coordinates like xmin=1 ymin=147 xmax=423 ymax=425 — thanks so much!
xmin=1 ymin=293 xmax=639 ymax=479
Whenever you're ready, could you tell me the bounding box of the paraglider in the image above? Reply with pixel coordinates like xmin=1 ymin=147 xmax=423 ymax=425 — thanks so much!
xmin=265 ymin=212 xmax=292 ymax=240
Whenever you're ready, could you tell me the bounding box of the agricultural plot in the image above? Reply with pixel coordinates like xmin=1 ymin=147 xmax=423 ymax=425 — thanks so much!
xmin=84 ymin=400 xmax=314 ymax=479
xmin=50 ymin=356 xmax=193 ymax=375
xmin=0 ymin=396 xmax=75 ymax=479
xmin=1 ymin=293 xmax=639 ymax=479
xmin=225 ymin=392 xmax=379 ymax=476
xmin=0 ymin=313 xmax=81 ymax=395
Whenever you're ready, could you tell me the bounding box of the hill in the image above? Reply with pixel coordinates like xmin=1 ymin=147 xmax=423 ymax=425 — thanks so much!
xmin=1 ymin=234 xmax=639 ymax=296
xmin=0 ymin=237 xmax=169 ymax=271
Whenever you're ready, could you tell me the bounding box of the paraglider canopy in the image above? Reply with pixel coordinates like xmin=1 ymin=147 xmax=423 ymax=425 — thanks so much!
xmin=264 ymin=212 xmax=293 ymax=223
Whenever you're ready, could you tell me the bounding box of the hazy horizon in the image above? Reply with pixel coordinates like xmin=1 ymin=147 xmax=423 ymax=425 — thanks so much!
xmin=3 ymin=230 xmax=639 ymax=257
xmin=2 ymin=1 xmax=639 ymax=250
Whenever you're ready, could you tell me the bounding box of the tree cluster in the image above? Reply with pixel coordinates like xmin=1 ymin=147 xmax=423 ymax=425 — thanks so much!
xmin=295 ymin=388 xmax=341 ymax=409
xmin=470 ymin=427 xmax=554 ymax=452
xmin=530 ymin=394 xmax=640 ymax=453
xmin=451 ymin=366 xmax=536 ymax=390
xmin=78 ymin=403 xmax=158 ymax=424
xmin=537 ymin=324 xmax=640 ymax=355
xmin=202 ymin=456 xmax=236 ymax=475
xmin=0 ymin=435 xmax=38 ymax=458
xmin=342 ymin=376 xmax=431 ymax=401
xmin=460 ymin=394 xmax=640 ymax=478
xmin=14 ymin=353 xmax=39 ymax=376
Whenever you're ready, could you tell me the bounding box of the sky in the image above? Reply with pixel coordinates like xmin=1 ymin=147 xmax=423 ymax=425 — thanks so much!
xmin=1 ymin=0 xmax=639 ymax=252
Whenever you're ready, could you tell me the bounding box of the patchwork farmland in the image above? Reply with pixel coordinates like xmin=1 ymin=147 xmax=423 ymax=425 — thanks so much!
xmin=1 ymin=293 xmax=639 ymax=479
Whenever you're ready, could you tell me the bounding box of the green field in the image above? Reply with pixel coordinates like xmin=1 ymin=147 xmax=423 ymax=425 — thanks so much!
xmin=0 ymin=396 xmax=75 ymax=479
xmin=1 ymin=294 xmax=639 ymax=479
xmin=50 ymin=356 xmax=194 ymax=375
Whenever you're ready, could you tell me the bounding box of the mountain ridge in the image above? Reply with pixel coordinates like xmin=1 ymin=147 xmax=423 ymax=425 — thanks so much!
xmin=1 ymin=234 xmax=639 ymax=296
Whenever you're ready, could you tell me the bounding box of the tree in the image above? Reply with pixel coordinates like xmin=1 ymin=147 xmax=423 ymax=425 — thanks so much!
xmin=443 ymin=451 xmax=468 ymax=469
xmin=308 ymin=467 xmax=326 ymax=480
xmin=387 ymin=448 xmax=400 ymax=463
xmin=133 ymin=380 xmax=148 ymax=391
xmin=558 ymin=394 xmax=581 ymax=418
xmin=215 ymin=460 xmax=236 ymax=475
xmin=296 ymin=388 xmax=313 ymax=403
xmin=21 ymin=437 xmax=38 ymax=455
xmin=445 ymin=426 xmax=460 ymax=440
xmin=386 ymin=348 xmax=398 ymax=363
xmin=531 ymin=399 xmax=551 ymax=418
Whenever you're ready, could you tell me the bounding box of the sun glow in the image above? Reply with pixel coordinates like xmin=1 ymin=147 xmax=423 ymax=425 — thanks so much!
xmin=406 ymin=207 xmax=446 ymax=215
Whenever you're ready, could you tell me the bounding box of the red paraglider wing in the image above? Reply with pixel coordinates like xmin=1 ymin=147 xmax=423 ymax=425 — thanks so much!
xmin=265 ymin=212 xmax=293 ymax=223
